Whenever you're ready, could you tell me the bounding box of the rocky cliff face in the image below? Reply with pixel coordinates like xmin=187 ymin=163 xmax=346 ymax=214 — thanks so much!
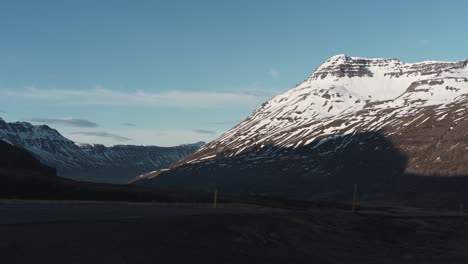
xmin=134 ymin=55 xmax=468 ymax=200
xmin=0 ymin=118 xmax=203 ymax=183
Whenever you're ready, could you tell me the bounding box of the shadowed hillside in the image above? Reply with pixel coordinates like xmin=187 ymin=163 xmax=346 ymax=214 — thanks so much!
xmin=134 ymin=132 xmax=408 ymax=194
xmin=134 ymin=131 xmax=468 ymax=208
xmin=0 ymin=140 xmax=57 ymax=178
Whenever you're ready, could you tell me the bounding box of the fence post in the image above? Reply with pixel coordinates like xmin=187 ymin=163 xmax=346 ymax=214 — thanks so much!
xmin=214 ymin=190 xmax=218 ymax=209
xmin=352 ymin=184 xmax=357 ymax=213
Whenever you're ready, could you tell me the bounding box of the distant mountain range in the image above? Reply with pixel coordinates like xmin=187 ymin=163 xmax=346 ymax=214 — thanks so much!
xmin=134 ymin=55 xmax=468 ymax=205
xmin=0 ymin=118 xmax=204 ymax=183
xmin=0 ymin=138 xmax=215 ymax=202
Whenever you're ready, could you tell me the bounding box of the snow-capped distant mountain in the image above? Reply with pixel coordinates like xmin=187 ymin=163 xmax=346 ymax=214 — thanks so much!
xmin=134 ymin=55 xmax=468 ymax=199
xmin=0 ymin=118 xmax=204 ymax=183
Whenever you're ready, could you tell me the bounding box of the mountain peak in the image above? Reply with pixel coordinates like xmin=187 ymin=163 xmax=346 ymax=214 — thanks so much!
xmin=327 ymin=53 xmax=350 ymax=60
xmin=322 ymin=54 xmax=400 ymax=65
xmin=310 ymin=55 xmax=401 ymax=81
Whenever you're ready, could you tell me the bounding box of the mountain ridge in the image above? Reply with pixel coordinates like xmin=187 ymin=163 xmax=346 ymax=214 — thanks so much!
xmin=134 ymin=55 xmax=468 ymax=201
xmin=160 ymin=55 xmax=468 ymax=166
xmin=0 ymin=118 xmax=204 ymax=183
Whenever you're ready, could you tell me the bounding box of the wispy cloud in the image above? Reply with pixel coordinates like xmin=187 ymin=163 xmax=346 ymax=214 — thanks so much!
xmin=192 ymin=129 xmax=217 ymax=135
xmin=2 ymin=86 xmax=276 ymax=108
xmin=0 ymin=110 xmax=5 ymax=113
xmin=24 ymin=117 xmax=98 ymax=128
xmin=419 ymin=39 xmax=430 ymax=45
xmin=209 ymin=120 xmax=242 ymax=126
xmin=69 ymin=131 xmax=131 ymax=142
xmin=121 ymin=122 xmax=136 ymax=127
xmin=66 ymin=129 xmax=216 ymax=147
xmin=269 ymin=68 xmax=279 ymax=80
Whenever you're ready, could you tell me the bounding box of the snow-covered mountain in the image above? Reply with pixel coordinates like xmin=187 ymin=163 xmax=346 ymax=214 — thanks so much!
xmin=134 ymin=55 xmax=468 ymax=199
xmin=0 ymin=118 xmax=204 ymax=183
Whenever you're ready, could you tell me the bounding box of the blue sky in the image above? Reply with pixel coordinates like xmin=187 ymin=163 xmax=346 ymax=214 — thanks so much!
xmin=0 ymin=0 xmax=467 ymax=146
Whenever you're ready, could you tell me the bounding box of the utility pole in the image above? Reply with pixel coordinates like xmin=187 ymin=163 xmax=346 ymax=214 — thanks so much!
xmin=213 ymin=190 xmax=218 ymax=209
xmin=352 ymin=184 xmax=357 ymax=213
